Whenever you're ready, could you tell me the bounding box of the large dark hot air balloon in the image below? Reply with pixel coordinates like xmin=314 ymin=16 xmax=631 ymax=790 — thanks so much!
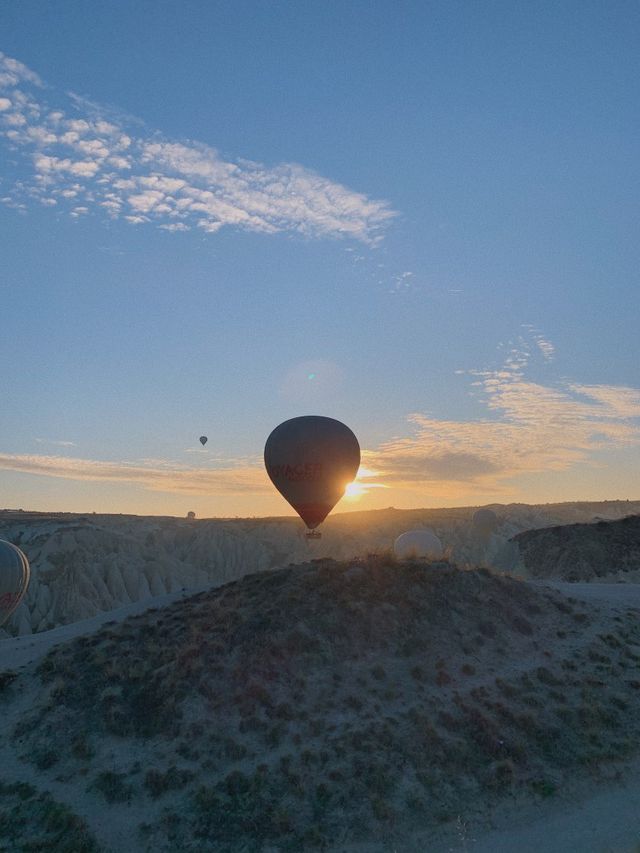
xmin=0 ymin=540 xmax=30 ymax=628
xmin=199 ymin=436 xmax=208 ymax=446
xmin=264 ymin=416 xmax=360 ymax=537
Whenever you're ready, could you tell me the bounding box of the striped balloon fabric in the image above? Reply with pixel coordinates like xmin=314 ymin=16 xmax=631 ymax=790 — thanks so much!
xmin=0 ymin=540 xmax=30 ymax=627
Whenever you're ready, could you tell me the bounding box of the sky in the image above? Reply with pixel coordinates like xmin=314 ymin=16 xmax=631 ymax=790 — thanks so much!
xmin=1 ymin=0 xmax=639 ymax=518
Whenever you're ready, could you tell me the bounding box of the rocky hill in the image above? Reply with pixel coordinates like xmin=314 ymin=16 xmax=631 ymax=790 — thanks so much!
xmin=2 ymin=556 xmax=640 ymax=851
xmin=514 ymin=514 xmax=640 ymax=582
xmin=2 ymin=500 xmax=639 ymax=637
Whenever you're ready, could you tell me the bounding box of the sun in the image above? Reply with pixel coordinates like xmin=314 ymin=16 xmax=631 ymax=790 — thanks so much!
xmin=344 ymin=481 xmax=367 ymax=500
xmin=343 ymin=466 xmax=388 ymax=501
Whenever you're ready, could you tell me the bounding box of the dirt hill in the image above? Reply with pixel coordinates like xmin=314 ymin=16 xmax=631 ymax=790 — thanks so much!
xmin=3 ymin=500 xmax=640 ymax=637
xmin=3 ymin=556 xmax=640 ymax=851
xmin=514 ymin=515 xmax=640 ymax=581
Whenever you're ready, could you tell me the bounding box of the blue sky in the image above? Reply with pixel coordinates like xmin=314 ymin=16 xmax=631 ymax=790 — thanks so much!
xmin=1 ymin=1 xmax=639 ymax=516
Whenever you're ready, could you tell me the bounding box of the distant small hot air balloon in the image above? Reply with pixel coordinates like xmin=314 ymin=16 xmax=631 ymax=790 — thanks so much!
xmin=264 ymin=415 xmax=360 ymax=537
xmin=199 ymin=436 xmax=208 ymax=446
xmin=0 ymin=540 xmax=30 ymax=628
xmin=472 ymin=508 xmax=499 ymax=536
xmin=394 ymin=529 xmax=443 ymax=560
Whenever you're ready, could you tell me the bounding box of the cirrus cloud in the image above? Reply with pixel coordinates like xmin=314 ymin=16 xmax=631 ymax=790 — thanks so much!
xmin=0 ymin=51 xmax=395 ymax=243
xmin=367 ymin=340 xmax=640 ymax=496
xmin=0 ymin=453 xmax=271 ymax=496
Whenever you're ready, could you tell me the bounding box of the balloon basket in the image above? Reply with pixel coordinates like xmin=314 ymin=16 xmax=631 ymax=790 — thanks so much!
xmin=305 ymin=530 xmax=322 ymax=540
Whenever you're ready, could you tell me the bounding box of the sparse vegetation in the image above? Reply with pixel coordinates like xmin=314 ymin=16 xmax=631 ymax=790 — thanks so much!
xmin=0 ymin=781 xmax=101 ymax=851
xmin=90 ymin=771 xmax=133 ymax=804
xmin=0 ymin=670 xmax=18 ymax=693
xmin=144 ymin=766 xmax=195 ymax=798
xmin=516 ymin=514 xmax=640 ymax=581
xmin=6 ymin=554 xmax=640 ymax=851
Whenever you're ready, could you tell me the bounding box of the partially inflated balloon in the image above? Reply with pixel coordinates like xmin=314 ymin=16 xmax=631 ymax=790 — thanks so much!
xmin=472 ymin=508 xmax=499 ymax=535
xmin=0 ymin=540 xmax=30 ymax=627
xmin=199 ymin=436 xmax=208 ymax=446
xmin=264 ymin=416 xmax=360 ymax=530
xmin=394 ymin=529 xmax=443 ymax=560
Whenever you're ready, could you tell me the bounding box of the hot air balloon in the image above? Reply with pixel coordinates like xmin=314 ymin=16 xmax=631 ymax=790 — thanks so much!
xmin=199 ymin=436 xmax=208 ymax=446
xmin=0 ymin=540 xmax=30 ymax=628
xmin=264 ymin=416 xmax=360 ymax=538
xmin=394 ymin=529 xmax=443 ymax=560
xmin=472 ymin=508 xmax=499 ymax=536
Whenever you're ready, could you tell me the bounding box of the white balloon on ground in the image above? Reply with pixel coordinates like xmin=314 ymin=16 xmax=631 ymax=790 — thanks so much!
xmin=0 ymin=540 xmax=30 ymax=627
xmin=394 ymin=529 xmax=443 ymax=560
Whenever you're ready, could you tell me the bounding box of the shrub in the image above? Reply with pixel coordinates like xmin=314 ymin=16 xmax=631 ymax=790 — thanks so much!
xmin=478 ymin=620 xmax=497 ymax=638
xmin=90 ymin=771 xmax=133 ymax=804
xmin=486 ymin=759 xmax=515 ymax=790
xmin=436 ymin=670 xmax=452 ymax=687
xmin=530 ymin=779 xmax=557 ymax=798
xmin=0 ymin=670 xmax=18 ymax=693
xmin=495 ymin=677 xmax=518 ymax=698
xmin=144 ymin=766 xmax=194 ymax=798
xmin=33 ymin=748 xmax=60 ymax=770
xmin=71 ymin=735 xmax=94 ymax=761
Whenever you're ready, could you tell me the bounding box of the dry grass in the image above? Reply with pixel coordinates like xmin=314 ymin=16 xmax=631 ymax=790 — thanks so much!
xmin=0 ymin=780 xmax=100 ymax=852
xmin=7 ymin=555 xmax=640 ymax=850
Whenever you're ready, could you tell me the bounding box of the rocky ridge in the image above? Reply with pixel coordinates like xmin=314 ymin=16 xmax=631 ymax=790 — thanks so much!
xmin=515 ymin=514 xmax=640 ymax=582
xmin=2 ymin=500 xmax=639 ymax=637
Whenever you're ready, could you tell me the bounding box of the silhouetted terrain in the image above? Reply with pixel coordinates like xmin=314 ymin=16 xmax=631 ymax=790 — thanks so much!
xmin=515 ymin=515 xmax=640 ymax=581
xmin=3 ymin=556 xmax=640 ymax=851
xmin=2 ymin=500 xmax=639 ymax=637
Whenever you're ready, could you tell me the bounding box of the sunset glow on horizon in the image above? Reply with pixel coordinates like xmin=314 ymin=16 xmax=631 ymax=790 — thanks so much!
xmin=2 ymin=2 xmax=639 ymax=517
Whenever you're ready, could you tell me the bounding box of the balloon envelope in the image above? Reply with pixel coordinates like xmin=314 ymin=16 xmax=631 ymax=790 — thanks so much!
xmin=394 ymin=529 xmax=443 ymax=560
xmin=472 ymin=508 xmax=499 ymax=535
xmin=199 ymin=436 xmax=208 ymax=446
xmin=264 ymin=415 xmax=360 ymax=530
xmin=0 ymin=540 xmax=30 ymax=627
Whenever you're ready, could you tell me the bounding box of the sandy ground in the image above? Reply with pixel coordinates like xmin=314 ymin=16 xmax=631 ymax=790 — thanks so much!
xmin=0 ymin=586 xmax=207 ymax=669
xmin=2 ymin=578 xmax=640 ymax=853
xmin=0 ymin=589 xmax=207 ymax=852
xmin=3 ymin=578 xmax=638 ymax=672
xmin=466 ymin=581 xmax=640 ymax=853
xmin=447 ymin=581 xmax=640 ymax=853
xmin=536 ymin=580 xmax=640 ymax=608
xmin=328 ymin=758 xmax=640 ymax=853
xmin=346 ymin=762 xmax=640 ymax=852
xmin=467 ymin=769 xmax=640 ymax=853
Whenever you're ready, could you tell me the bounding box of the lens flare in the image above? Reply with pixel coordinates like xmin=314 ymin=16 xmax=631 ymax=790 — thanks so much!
xmin=343 ymin=466 xmax=388 ymax=501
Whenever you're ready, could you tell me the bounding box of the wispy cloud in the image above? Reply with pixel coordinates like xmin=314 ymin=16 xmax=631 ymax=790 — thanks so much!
xmin=0 ymin=52 xmax=395 ymax=243
xmin=4 ymin=334 xmax=638 ymax=503
xmin=389 ymin=271 xmax=416 ymax=294
xmin=521 ymin=323 xmax=555 ymax=362
xmin=34 ymin=438 xmax=77 ymax=448
xmin=367 ymin=340 xmax=640 ymax=495
xmin=0 ymin=453 xmax=270 ymax=496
